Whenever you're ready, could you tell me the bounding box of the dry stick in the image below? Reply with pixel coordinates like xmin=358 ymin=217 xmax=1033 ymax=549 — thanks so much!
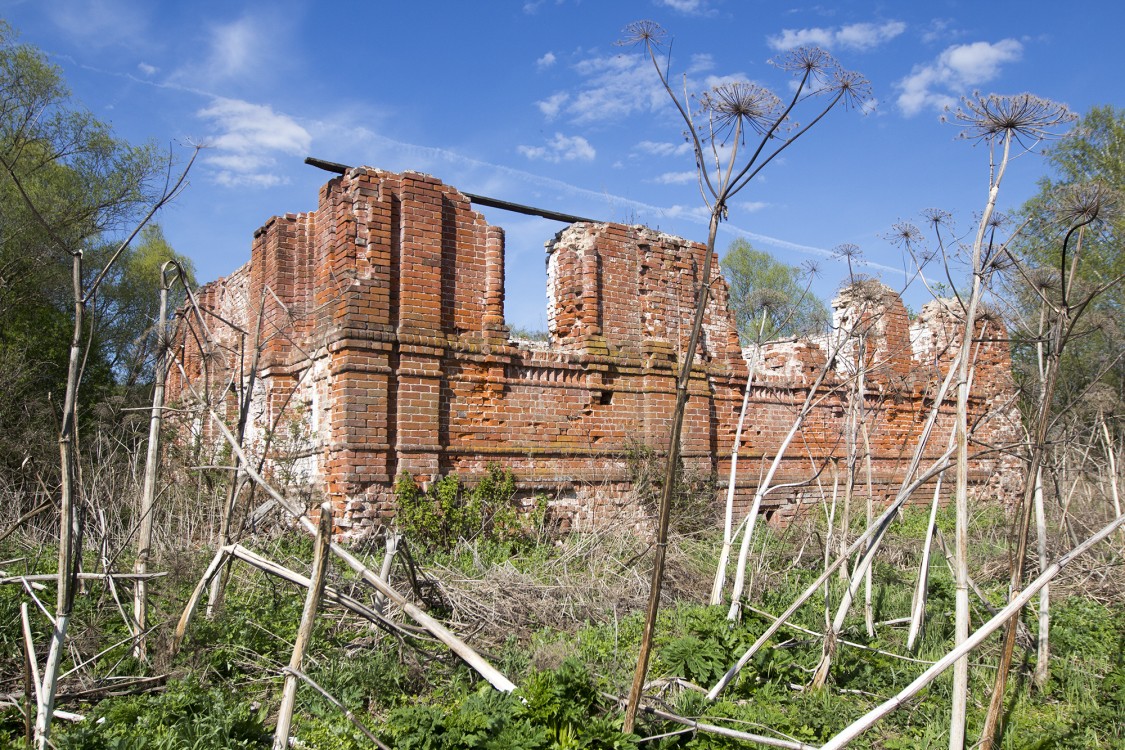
xmin=170 ymin=361 xmax=516 ymax=692
xmin=711 ymin=348 xmax=757 ymax=605
xmin=820 ymin=507 xmax=1125 ymax=750
xmin=1 ymin=573 xmax=166 ymax=585
xmin=1101 ymin=413 xmax=1122 ymax=523
xmin=283 ymin=667 xmax=391 ymax=749
xmin=727 ymin=353 xmax=839 ymax=621
xmin=707 ymin=448 xmax=955 ymax=701
xmin=906 ymin=464 xmax=946 ymax=652
xmin=171 ymin=547 xmax=230 ymax=651
xmin=612 ymin=696 xmax=816 ymax=750
xmin=133 ymin=262 xmax=174 ymax=661
xmin=711 ymin=315 xmax=767 ymax=605
xmin=624 ymin=207 xmax=721 ymax=733
xmin=948 ymin=142 xmax=1010 ymax=750
xmin=273 ymin=504 xmax=332 ymax=750
xmin=0 ymin=502 xmax=52 ymax=546
xmin=859 ymin=375 xmax=875 ymax=640
xmin=225 ymin=544 xmax=423 ymax=640
xmin=207 ymin=293 xmax=266 ymax=618
xmin=21 ymin=604 xmax=42 ymax=710
xmin=1032 ymin=467 xmax=1049 ymax=688
xmin=374 ymin=532 xmax=400 ymax=616
xmin=23 ymin=606 xmax=32 ymax=746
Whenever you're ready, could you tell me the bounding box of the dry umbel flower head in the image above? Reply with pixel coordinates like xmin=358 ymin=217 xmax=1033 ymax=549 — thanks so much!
xmin=1051 ymin=181 xmax=1120 ymax=228
xmin=697 ymin=82 xmax=784 ymax=138
xmin=616 ymin=20 xmax=667 ymax=49
xmin=946 ymin=92 xmax=1076 ymax=145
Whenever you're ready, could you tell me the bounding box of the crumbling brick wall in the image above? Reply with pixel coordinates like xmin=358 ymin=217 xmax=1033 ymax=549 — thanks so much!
xmin=167 ymin=167 xmax=1021 ymax=538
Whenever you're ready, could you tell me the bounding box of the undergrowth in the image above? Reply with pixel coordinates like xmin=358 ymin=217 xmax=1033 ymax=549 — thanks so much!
xmin=0 ymin=503 xmax=1122 ymax=749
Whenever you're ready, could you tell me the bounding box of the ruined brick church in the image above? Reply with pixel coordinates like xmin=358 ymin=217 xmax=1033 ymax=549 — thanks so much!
xmin=168 ymin=166 xmax=1020 ymax=538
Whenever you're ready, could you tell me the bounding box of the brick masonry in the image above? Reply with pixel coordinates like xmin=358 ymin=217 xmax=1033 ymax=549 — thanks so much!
xmin=167 ymin=167 xmax=1021 ymax=539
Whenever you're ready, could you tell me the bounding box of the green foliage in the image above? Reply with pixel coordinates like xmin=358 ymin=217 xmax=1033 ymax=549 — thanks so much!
xmin=54 ymin=679 xmax=271 ymax=749
xmin=394 ymin=464 xmax=545 ymax=551
xmin=1010 ymin=105 xmax=1125 ymax=422
xmin=720 ymin=238 xmax=829 ymax=344
xmin=0 ymin=21 xmax=179 ymax=479
xmin=381 ymin=659 xmax=637 ymax=750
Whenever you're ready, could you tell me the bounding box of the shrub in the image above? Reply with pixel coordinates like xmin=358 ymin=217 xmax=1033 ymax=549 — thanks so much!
xmin=394 ymin=464 xmax=544 ymax=551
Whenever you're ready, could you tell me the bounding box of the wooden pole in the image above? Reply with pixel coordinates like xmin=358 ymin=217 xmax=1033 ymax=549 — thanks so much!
xmin=273 ymin=504 xmax=332 ymax=750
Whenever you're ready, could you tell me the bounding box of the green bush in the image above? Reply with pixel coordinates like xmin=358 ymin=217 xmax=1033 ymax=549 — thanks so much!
xmin=394 ymin=464 xmax=545 ymax=551
xmin=381 ymin=659 xmax=636 ymax=750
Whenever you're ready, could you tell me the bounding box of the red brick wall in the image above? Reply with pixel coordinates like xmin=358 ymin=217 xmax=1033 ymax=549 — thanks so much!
xmin=167 ymin=167 xmax=1021 ymax=539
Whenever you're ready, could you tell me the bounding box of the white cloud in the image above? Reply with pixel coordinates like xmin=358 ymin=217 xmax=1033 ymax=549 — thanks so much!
xmin=768 ymin=21 xmax=906 ymax=51
xmin=921 ymin=18 xmax=958 ymax=45
xmin=137 ymin=62 xmax=157 ymax=76
xmin=687 ymin=53 xmax=715 ymax=74
xmin=536 ymin=92 xmax=569 ymax=119
xmin=197 ymin=97 xmax=312 ymax=187
xmin=47 ymin=0 xmax=152 ymax=49
xmin=562 ymin=53 xmax=669 ymax=125
xmin=738 ymin=201 xmax=769 ymax=213
xmin=651 ymin=171 xmax=697 ymax=184
xmin=636 ymin=140 xmax=693 ymax=157
xmin=537 ymin=52 xmax=557 ymax=69
xmin=517 ymin=133 xmax=596 ymax=163
xmin=655 ymin=0 xmax=708 ymax=13
xmin=896 ymin=39 xmax=1022 ymax=116
xmin=172 ymin=12 xmax=292 ymax=89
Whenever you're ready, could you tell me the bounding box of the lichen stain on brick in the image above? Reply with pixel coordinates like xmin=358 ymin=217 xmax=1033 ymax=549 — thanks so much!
xmin=167 ymin=167 xmax=1021 ymax=539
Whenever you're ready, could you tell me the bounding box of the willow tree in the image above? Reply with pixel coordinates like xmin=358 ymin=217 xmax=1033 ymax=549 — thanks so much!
xmin=615 ymin=20 xmax=868 ymax=731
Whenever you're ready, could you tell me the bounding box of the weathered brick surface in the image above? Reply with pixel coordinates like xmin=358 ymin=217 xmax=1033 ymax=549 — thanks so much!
xmin=166 ymin=168 xmax=1020 ymax=538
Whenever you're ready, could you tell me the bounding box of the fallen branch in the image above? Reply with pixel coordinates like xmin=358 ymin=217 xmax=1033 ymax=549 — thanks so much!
xmin=283 ymin=667 xmax=390 ymax=749
xmin=820 ymin=507 xmax=1125 ymax=750
xmin=604 ymin=692 xmax=816 ymax=750
xmin=274 ymin=505 xmax=331 ymax=750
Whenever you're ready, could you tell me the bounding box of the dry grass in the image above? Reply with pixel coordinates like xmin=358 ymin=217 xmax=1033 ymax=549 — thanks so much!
xmin=426 ymin=527 xmax=716 ymax=650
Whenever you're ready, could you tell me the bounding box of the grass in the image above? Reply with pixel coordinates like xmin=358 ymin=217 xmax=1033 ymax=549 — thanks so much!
xmin=0 ymin=501 xmax=1122 ymax=749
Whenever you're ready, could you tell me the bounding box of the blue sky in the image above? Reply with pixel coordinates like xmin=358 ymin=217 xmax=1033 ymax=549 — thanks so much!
xmin=2 ymin=0 xmax=1121 ymax=331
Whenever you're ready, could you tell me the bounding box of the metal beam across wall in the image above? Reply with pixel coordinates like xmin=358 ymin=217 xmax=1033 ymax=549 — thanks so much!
xmin=305 ymin=156 xmax=598 ymax=224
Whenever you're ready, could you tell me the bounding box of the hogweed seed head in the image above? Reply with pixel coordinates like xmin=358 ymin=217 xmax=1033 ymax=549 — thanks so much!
xmin=947 ymin=92 xmax=1076 ymax=145
xmin=832 ymin=243 xmax=863 ymax=262
xmin=617 ymin=20 xmax=667 ymax=49
xmin=773 ymin=46 xmax=836 ymax=78
xmin=885 ymin=221 xmax=923 ymax=248
xmin=830 ymin=69 xmax=872 ymax=109
xmin=698 ymin=82 xmax=784 ymax=137
xmin=1051 ymin=181 xmax=1119 ymax=228
xmin=921 ymin=208 xmax=954 ymax=230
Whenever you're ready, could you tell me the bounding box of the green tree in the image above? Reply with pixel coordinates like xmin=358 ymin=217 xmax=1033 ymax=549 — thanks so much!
xmin=0 ymin=23 xmax=188 ymax=474
xmin=93 ymin=223 xmax=196 ymax=387
xmin=721 ymin=238 xmax=829 ymax=344
xmin=1010 ymin=106 xmax=1124 ymax=418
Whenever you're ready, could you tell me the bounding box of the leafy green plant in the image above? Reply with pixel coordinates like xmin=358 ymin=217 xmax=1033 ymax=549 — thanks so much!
xmin=394 ymin=464 xmax=543 ymax=551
